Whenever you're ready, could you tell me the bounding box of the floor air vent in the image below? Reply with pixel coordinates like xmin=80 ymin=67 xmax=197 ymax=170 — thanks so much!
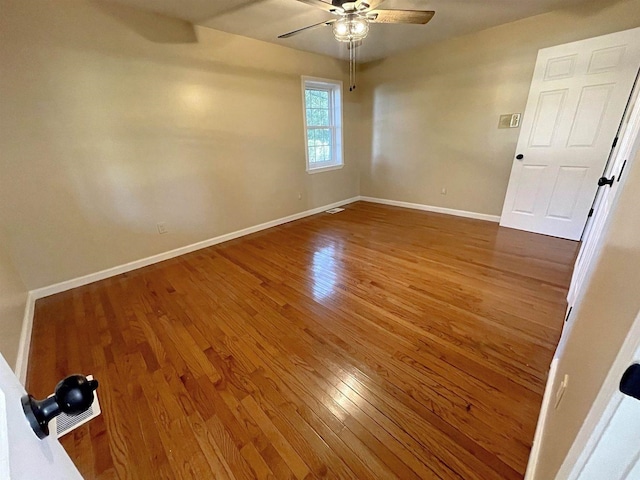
xmin=325 ymin=207 xmax=345 ymax=214
xmin=52 ymin=375 xmax=101 ymax=438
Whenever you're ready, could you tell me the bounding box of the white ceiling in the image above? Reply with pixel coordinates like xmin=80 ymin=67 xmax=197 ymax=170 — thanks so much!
xmin=109 ymin=0 xmax=592 ymax=62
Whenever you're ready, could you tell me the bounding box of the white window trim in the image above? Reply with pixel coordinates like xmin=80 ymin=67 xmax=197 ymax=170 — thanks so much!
xmin=301 ymin=76 xmax=344 ymax=174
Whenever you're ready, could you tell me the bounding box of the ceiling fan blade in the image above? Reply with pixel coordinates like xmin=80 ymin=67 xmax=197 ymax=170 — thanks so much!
xmin=293 ymin=0 xmax=344 ymax=14
xmin=278 ymin=19 xmax=336 ymax=39
xmin=368 ymin=9 xmax=435 ymax=24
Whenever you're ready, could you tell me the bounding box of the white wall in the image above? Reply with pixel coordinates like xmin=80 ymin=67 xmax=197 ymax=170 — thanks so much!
xmin=359 ymin=0 xmax=640 ymax=216
xmin=0 ymin=0 xmax=362 ymax=290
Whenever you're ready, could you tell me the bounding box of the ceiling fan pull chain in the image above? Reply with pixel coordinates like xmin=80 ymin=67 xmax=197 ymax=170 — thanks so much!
xmin=348 ymin=39 xmax=357 ymax=91
xmin=351 ymin=41 xmax=356 ymax=91
xmin=349 ymin=40 xmax=353 ymax=91
xmin=351 ymin=41 xmax=353 ymax=91
xmin=354 ymin=42 xmax=357 ymax=90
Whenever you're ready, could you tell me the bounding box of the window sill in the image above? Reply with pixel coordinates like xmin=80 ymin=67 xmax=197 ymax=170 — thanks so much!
xmin=307 ymin=164 xmax=344 ymax=174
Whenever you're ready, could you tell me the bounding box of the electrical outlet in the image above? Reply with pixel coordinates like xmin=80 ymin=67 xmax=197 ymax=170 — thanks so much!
xmin=555 ymin=374 xmax=569 ymax=409
xmin=156 ymin=222 xmax=168 ymax=235
xmin=441 ymin=187 xmax=447 ymax=195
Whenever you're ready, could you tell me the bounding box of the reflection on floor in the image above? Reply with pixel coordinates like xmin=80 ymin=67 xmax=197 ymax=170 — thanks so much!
xmin=28 ymin=201 xmax=579 ymax=479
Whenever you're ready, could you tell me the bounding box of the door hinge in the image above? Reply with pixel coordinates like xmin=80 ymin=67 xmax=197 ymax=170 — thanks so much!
xmin=565 ymin=306 xmax=573 ymax=322
xmin=612 ymin=136 xmax=619 ymax=148
xmin=588 ymin=208 xmax=594 ymax=218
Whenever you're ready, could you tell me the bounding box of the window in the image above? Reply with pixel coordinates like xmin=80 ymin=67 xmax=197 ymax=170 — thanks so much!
xmin=302 ymin=77 xmax=343 ymax=173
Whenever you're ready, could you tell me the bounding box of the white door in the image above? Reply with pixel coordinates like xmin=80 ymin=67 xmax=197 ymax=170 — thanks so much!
xmin=557 ymin=309 xmax=640 ymax=479
xmin=567 ymin=71 xmax=640 ymax=308
xmin=0 ymin=354 xmax=82 ymax=479
xmin=500 ymin=27 xmax=640 ymax=240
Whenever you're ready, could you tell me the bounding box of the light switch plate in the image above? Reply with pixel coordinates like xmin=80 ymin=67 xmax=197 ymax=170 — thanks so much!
xmin=498 ymin=113 xmax=522 ymax=129
xmin=498 ymin=115 xmax=512 ymax=128
xmin=555 ymin=374 xmax=569 ymax=409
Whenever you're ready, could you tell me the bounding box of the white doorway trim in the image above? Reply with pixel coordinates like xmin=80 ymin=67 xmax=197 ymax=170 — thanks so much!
xmin=556 ymin=308 xmax=640 ymax=479
xmin=567 ymin=68 xmax=640 ymax=311
xmin=559 ymin=70 xmax=640 ymax=352
xmin=524 ymin=358 xmax=559 ymax=480
xmin=524 ymin=82 xmax=640 ymax=479
xmin=525 ymin=48 xmax=640 ymax=480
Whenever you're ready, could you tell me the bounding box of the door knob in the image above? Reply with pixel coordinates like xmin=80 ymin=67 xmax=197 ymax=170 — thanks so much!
xmin=22 ymin=374 xmax=99 ymax=439
xmin=620 ymin=364 xmax=640 ymax=401
xmin=516 ymin=154 xmax=524 ymax=160
xmin=598 ymin=176 xmax=615 ymax=187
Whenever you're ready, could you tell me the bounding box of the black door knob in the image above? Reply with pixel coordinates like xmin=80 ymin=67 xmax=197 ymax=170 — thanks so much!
xmin=621 ymin=364 xmax=640 ymax=401
xmin=22 ymin=374 xmax=99 ymax=439
xmin=516 ymin=154 xmax=524 ymax=160
xmin=598 ymin=176 xmax=615 ymax=187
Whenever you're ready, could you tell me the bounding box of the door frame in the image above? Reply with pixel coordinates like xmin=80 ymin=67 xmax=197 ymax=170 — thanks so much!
xmin=525 ymin=60 xmax=640 ymax=480
xmin=559 ymin=70 xmax=640 ymax=350
xmin=0 ymin=383 xmax=9 ymax=479
xmin=555 ymin=308 xmax=640 ymax=478
xmin=567 ymin=68 xmax=640 ymax=311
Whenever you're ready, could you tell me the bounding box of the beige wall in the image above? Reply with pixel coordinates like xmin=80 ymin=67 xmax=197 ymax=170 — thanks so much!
xmin=359 ymin=0 xmax=640 ymax=216
xmin=1 ymin=2 xmax=639 ymax=468
xmin=3 ymin=0 xmax=638 ymax=289
xmin=535 ymin=147 xmax=640 ymax=478
xmin=0 ymin=233 xmax=28 ymax=370
xmin=0 ymin=0 xmax=361 ymax=290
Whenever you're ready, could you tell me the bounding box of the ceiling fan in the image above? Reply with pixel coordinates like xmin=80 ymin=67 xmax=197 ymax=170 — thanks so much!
xmin=277 ymin=0 xmax=435 ymax=90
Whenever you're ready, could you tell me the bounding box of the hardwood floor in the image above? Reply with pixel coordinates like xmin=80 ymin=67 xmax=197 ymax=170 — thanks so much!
xmin=27 ymin=201 xmax=579 ymax=479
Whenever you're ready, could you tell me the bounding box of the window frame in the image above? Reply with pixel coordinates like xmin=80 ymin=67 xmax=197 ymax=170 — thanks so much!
xmin=301 ymin=76 xmax=344 ymax=174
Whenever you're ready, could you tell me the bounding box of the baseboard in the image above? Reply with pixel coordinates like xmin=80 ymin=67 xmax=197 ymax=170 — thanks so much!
xmin=524 ymin=357 xmax=559 ymax=480
xmin=30 ymin=196 xmax=360 ymax=301
xmin=358 ymin=196 xmax=501 ymax=223
xmin=14 ymin=292 xmax=35 ymax=386
xmin=18 ymin=194 xmax=492 ymax=384
xmin=14 ymin=197 xmax=359 ymax=384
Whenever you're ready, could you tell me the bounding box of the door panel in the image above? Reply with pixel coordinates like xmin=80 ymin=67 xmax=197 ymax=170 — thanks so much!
xmin=500 ymin=27 xmax=640 ymax=240
xmin=544 ymin=55 xmax=577 ymax=80
xmin=529 ymin=90 xmax=567 ymax=146
xmin=567 ymin=85 xmax=613 ymax=147
xmin=513 ymin=165 xmax=546 ymax=214
xmin=588 ymin=46 xmax=626 ymax=74
xmin=547 ymin=166 xmax=587 ymax=219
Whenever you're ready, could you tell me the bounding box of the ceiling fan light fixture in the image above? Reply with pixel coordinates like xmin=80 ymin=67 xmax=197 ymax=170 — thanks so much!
xmin=333 ymin=15 xmax=369 ymax=42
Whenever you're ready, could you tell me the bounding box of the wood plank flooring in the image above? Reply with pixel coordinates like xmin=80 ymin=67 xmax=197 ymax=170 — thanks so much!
xmin=27 ymin=201 xmax=579 ymax=479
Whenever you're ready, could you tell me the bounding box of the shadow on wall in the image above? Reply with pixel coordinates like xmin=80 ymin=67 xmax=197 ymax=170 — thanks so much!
xmin=91 ymin=1 xmax=198 ymax=44
xmin=562 ymin=0 xmax=620 ymax=19
xmin=369 ymin=155 xmax=394 ymax=192
xmin=80 ymin=1 xmax=340 ymax=84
